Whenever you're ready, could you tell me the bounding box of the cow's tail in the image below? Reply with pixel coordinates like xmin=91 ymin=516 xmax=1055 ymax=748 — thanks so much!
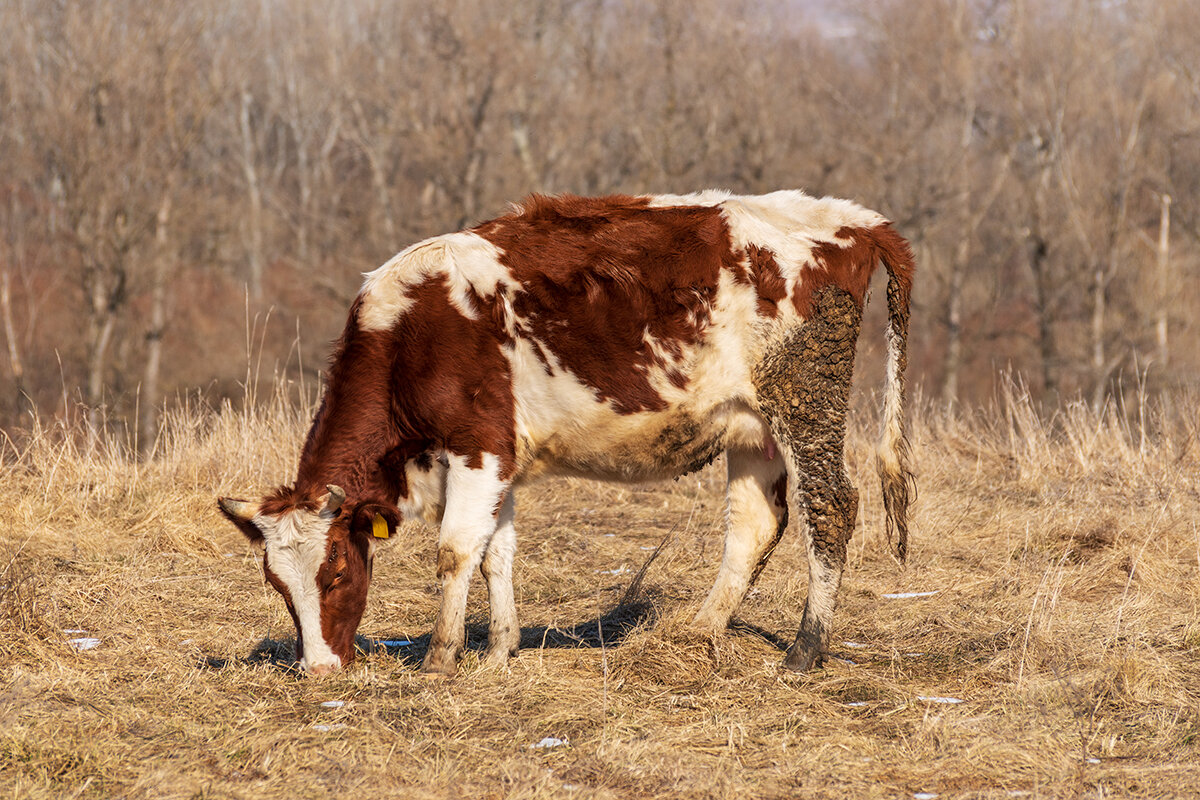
xmin=871 ymin=223 xmax=916 ymax=564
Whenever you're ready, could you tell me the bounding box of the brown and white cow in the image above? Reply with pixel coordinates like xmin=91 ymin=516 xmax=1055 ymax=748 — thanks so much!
xmin=218 ymin=190 xmax=915 ymax=676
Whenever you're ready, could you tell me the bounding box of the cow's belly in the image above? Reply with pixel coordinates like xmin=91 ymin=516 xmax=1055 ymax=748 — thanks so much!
xmin=514 ymin=401 xmax=772 ymax=484
xmin=506 ymin=320 xmax=773 ymax=483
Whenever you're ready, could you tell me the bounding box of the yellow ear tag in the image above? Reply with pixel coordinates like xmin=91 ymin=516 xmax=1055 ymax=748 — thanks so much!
xmin=372 ymin=513 xmax=389 ymax=539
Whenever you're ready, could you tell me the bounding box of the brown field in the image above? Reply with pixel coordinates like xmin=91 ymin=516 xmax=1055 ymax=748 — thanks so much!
xmin=2 ymin=385 xmax=1199 ymax=799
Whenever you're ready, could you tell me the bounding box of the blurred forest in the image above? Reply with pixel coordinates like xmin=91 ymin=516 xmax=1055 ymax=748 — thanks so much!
xmin=1 ymin=0 xmax=1198 ymax=443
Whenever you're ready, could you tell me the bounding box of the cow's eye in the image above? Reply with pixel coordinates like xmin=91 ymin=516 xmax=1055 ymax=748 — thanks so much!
xmin=328 ymin=548 xmax=337 ymax=563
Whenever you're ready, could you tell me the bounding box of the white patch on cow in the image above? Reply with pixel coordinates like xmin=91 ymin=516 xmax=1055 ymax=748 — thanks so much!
xmin=648 ymin=189 xmax=883 ymax=240
xmin=441 ymin=452 xmax=507 ymax=548
xmin=877 ymin=324 xmax=906 ymax=481
xmin=256 ymin=509 xmax=340 ymax=673
xmin=423 ymin=452 xmax=510 ymax=671
xmin=803 ymin=515 xmax=842 ymax=634
xmin=693 ymin=446 xmax=788 ymax=632
xmin=400 ymin=455 xmax=448 ymax=525
xmin=358 ymin=232 xmax=512 ymax=331
xmin=645 ymin=189 xmax=734 ymax=208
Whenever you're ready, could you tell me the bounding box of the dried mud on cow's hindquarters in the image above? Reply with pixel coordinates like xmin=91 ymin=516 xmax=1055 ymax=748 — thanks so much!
xmin=1 ymin=388 xmax=1200 ymax=799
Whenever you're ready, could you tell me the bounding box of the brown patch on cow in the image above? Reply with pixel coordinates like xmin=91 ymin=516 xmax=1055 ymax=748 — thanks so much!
xmin=745 ymin=244 xmax=788 ymax=317
xmin=316 ymin=522 xmax=373 ymax=665
xmin=747 ymin=469 xmax=791 ymax=588
xmin=259 ymin=485 xmax=323 ymax=517
xmin=475 ymin=193 xmax=739 ymax=414
xmin=791 ymin=224 xmax=904 ymax=319
xmin=436 ymin=545 xmax=461 ymax=579
xmin=384 ymin=276 xmax=517 ymax=476
xmin=770 ymin=471 xmax=788 ymax=511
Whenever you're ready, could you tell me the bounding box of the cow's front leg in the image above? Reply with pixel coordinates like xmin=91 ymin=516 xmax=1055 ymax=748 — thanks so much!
xmin=422 ymin=453 xmax=510 ymax=676
xmin=480 ymin=492 xmax=519 ymax=666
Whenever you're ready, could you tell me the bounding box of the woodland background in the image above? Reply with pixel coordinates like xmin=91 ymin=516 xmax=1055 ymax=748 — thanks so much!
xmin=1 ymin=0 xmax=1198 ymax=443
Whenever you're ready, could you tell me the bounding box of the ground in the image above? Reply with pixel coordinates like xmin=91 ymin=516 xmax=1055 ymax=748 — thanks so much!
xmin=1 ymin=389 xmax=1198 ymax=799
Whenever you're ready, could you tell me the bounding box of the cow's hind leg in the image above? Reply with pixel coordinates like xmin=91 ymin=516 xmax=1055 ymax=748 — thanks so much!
xmin=755 ymin=287 xmax=862 ymax=671
xmin=480 ymin=493 xmax=520 ymax=665
xmin=422 ymin=453 xmax=510 ymax=676
xmin=693 ymin=445 xmax=788 ymax=634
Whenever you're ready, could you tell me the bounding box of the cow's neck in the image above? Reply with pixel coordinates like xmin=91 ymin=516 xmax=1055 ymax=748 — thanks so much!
xmin=293 ymin=323 xmax=402 ymax=504
xmin=294 ymin=392 xmax=399 ymax=503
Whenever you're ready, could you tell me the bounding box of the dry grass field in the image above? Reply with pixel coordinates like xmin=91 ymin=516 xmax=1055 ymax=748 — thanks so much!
xmin=2 ymin=384 xmax=1198 ymax=799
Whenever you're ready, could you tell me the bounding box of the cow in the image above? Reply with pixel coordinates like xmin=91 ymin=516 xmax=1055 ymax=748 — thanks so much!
xmin=218 ymin=190 xmax=914 ymax=676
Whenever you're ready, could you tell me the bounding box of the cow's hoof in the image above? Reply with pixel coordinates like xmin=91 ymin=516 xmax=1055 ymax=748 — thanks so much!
xmin=781 ymin=644 xmax=823 ymax=672
xmin=421 ymin=646 xmax=460 ymax=677
xmin=482 ymin=644 xmax=519 ymax=667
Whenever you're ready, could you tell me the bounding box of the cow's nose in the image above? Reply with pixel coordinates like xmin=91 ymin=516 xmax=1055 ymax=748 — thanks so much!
xmin=307 ymin=662 xmax=337 ymax=677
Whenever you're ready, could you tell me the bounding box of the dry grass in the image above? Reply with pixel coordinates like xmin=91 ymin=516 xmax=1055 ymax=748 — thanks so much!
xmin=1 ymin=383 xmax=1199 ymax=799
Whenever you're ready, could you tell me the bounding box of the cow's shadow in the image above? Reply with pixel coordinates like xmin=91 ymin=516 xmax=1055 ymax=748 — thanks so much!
xmin=198 ymin=598 xmax=660 ymax=674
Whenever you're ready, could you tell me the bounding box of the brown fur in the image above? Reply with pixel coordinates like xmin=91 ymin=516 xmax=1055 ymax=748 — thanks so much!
xmin=745 ymin=244 xmax=788 ymax=317
xmin=315 ymin=528 xmax=372 ymax=663
xmin=476 ymin=194 xmax=739 ymax=413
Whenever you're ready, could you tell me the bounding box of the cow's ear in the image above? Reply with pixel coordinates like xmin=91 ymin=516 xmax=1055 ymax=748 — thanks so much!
xmin=351 ymin=502 xmax=401 ymax=542
xmin=217 ymin=497 xmax=264 ymax=542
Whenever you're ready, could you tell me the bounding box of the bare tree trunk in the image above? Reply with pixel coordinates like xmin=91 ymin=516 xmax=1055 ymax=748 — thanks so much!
xmin=240 ymin=88 xmax=265 ymax=303
xmin=940 ymin=0 xmax=974 ymax=407
xmin=1156 ymin=193 xmax=1171 ymax=366
xmin=455 ymin=77 xmax=495 ymax=229
xmin=85 ymin=266 xmax=120 ymax=439
xmin=350 ymin=99 xmax=399 ymax=245
xmin=140 ymin=192 xmax=171 ymax=455
xmin=1029 ymin=241 xmax=1056 ymax=394
xmin=942 ymin=235 xmax=968 ymax=406
xmin=0 ymin=267 xmax=30 ymax=416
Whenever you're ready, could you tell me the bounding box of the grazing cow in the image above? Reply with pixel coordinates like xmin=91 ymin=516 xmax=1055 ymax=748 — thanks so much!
xmin=218 ymin=190 xmax=914 ymax=676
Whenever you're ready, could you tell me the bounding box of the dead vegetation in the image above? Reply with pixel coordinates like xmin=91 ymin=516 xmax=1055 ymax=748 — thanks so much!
xmin=1 ymin=384 xmax=1198 ymax=799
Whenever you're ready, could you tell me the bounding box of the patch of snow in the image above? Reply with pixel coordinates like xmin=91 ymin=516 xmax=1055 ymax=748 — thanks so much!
xmin=531 ymin=736 xmax=569 ymax=749
xmin=916 ymin=695 xmax=963 ymax=704
xmin=68 ymin=638 xmax=101 ymax=651
xmin=882 ymin=590 xmax=940 ymax=599
xmin=320 ymin=700 xmax=345 ymax=709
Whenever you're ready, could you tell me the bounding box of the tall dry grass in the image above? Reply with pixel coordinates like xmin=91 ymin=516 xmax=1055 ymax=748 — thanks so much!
xmin=1 ymin=382 xmax=1198 ymax=799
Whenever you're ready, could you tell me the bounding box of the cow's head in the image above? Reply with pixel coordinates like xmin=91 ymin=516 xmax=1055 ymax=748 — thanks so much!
xmin=217 ymin=485 xmax=399 ymax=675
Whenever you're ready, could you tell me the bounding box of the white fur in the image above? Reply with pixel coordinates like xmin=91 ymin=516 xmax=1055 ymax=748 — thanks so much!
xmin=693 ymin=446 xmax=788 ymax=632
xmin=424 ymin=452 xmax=510 ymax=671
xmin=255 ymin=509 xmax=340 ymax=672
xmin=876 ymin=323 xmax=905 ymax=480
xmin=481 ymin=492 xmax=519 ymax=663
xmin=400 ymin=456 xmax=448 ymax=525
xmin=358 ymin=232 xmax=512 ymax=331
